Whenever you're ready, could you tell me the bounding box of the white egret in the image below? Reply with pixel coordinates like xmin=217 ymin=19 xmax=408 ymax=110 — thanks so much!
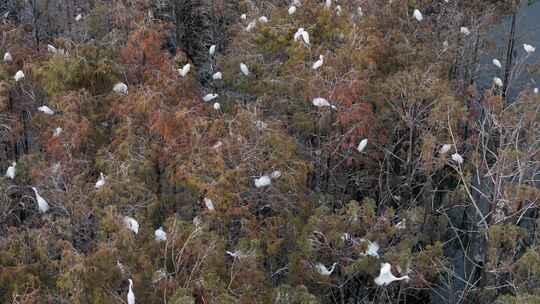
xmin=95 ymin=172 xmax=106 ymax=189
xmin=113 ymin=82 xmax=128 ymax=94
xmin=212 ymin=71 xmax=222 ymax=80
xmin=374 ymin=263 xmax=410 ymax=286
xmin=14 ymin=70 xmax=24 ymax=82
xmin=288 ymin=5 xmax=296 ymax=15
xmin=312 ymin=55 xmax=324 ymax=70
xmin=535 ymin=88 xmax=539 ymax=94
xmin=294 ymin=28 xmax=310 ymax=45
xmin=254 ymin=175 xmax=272 ymax=188
xmin=47 ymin=44 xmax=57 ymax=54
xmin=451 ymin=153 xmax=464 ymax=164
xmin=270 ymin=170 xmax=281 ymax=179
xmin=213 ymin=102 xmax=221 ymax=111
xmin=312 ymin=97 xmax=335 ymax=109
xmin=315 ymin=262 xmax=337 ymax=276
xmin=255 ymin=120 xmax=268 ymax=130
xmin=204 ymin=197 xmax=215 ymax=211
xmin=203 ymin=93 xmax=218 ymax=102
xmin=5 ymin=162 xmax=16 ymax=179
xmin=178 ymin=64 xmax=191 ymax=77
xmin=127 ymin=279 xmax=135 ymax=304
xmin=31 ymin=187 xmax=50 ymax=213
xmin=240 ymin=63 xmax=250 ymax=76
xmin=357 ymin=7 xmax=364 ymax=17
xmin=439 ymin=144 xmax=452 ymax=154
xmin=336 ymin=5 xmax=342 ymax=16
xmin=493 ymin=77 xmax=503 ymax=87
xmin=359 ymin=239 xmax=379 ymax=257
xmin=124 ymin=216 xmax=139 ymax=234
xmin=209 ymin=44 xmax=216 ymax=56
xmin=356 ymin=138 xmax=368 ymax=152
xmin=413 ymin=9 xmax=423 ymax=22
xmin=37 ymin=105 xmax=55 ymax=115
xmin=53 ymin=127 xmax=62 ymax=137
xmin=324 ymin=0 xmax=332 ymax=9
xmin=212 ymin=141 xmax=223 ymax=149
xmin=524 ymin=44 xmax=536 ymax=54
xmin=293 ymin=0 xmax=301 ymax=5
xmin=443 ymin=40 xmax=449 ymax=49
xmin=75 ymin=14 xmax=83 ymax=21
xmin=246 ymin=20 xmax=256 ymax=31
xmin=154 ymin=227 xmax=167 ymax=242
xmin=258 ymin=16 xmax=268 ymax=23
xmin=492 ymin=58 xmax=502 ymax=68
xmin=460 ymin=27 xmax=470 ymax=36
xmin=240 ymin=13 xmax=247 ymax=20
xmin=3 ymin=52 xmax=12 ymax=63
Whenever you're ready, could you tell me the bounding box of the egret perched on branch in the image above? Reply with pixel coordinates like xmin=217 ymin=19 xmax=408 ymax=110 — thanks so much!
xmin=14 ymin=70 xmax=24 ymax=82
xmin=212 ymin=72 xmax=222 ymax=80
xmin=113 ymin=82 xmax=128 ymax=94
xmin=209 ymin=44 xmax=216 ymax=56
xmin=38 ymin=105 xmax=55 ymax=115
xmin=492 ymin=58 xmax=502 ymax=68
xmin=127 ymin=279 xmax=135 ymax=304
xmin=374 ymin=263 xmax=410 ymax=286
xmin=178 ymin=64 xmax=191 ymax=77
xmin=154 ymin=227 xmax=167 ymax=242
xmin=294 ymin=28 xmax=310 ymax=45
xmin=203 ymin=93 xmax=218 ymax=102
xmin=315 ymin=262 xmax=337 ymax=276
xmin=3 ymin=52 xmax=12 ymax=63
xmin=213 ymin=102 xmax=221 ymax=111
xmin=31 ymin=187 xmax=50 ymax=213
xmin=312 ymin=55 xmax=324 ymax=70
xmin=460 ymin=27 xmax=470 ymax=36
xmin=493 ymin=77 xmax=503 ymax=87
xmin=356 ymin=138 xmax=368 ymax=152
xmin=413 ymin=9 xmax=423 ymax=22
xmin=312 ymin=97 xmax=336 ymax=109
xmin=254 ymin=175 xmax=272 ymax=188
xmin=288 ymin=5 xmax=296 ymax=15
xmin=439 ymin=144 xmax=452 ymax=154
xmin=124 ymin=216 xmax=139 ymax=234
xmin=524 ymin=44 xmax=536 ymax=54
xmin=75 ymin=14 xmax=83 ymax=21
xmin=5 ymin=162 xmax=16 ymax=179
xmin=95 ymin=172 xmax=106 ymax=189
xmin=204 ymin=197 xmax=215 ymax=211
xmin=240 ymin=63 xmax=250 ymax=76
xmin=451 ymin=153 xmax=463 ymax=164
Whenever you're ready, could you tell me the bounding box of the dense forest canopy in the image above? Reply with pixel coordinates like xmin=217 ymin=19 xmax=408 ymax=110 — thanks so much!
xmin=0 ymin=0 xmax=539 ymax=303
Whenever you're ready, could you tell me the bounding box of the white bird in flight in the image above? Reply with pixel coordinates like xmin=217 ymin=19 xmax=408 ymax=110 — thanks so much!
xmin=32 ymin=187 xmax=50 ymax=213
xmin=294 ymin=28 xmax=310 ymax=45
xmin=312 ymin=55 xmax=324 ymax=70
xmin=460 ymin=27 xmax=470 ymax=36
xmin=95 ymin=172 xmax=106 ymax=189
xmin=124 ymin=216 xmax=139 ymax=234
xmin=212 ymin=72 xmax=222 ymax=80
xmin=357 ymin=138 xmax=368 ymax=152
xmin=439 ymin=144 xmax=452 ymax=154
xmin=524 ymin=44 xmax=536 ymax=54
xmin=374 ymin=263 xmax=410 ymax=286
xmin=178 ymin=64 xmax=191 ymax=77
xmin=38 ymin=105 xmax=55 ymax=115
xmin=113 ymin=82 xmax=128 ymax=94
xmin=254 ymin=175 xmax=272 ymax=188
xmin=127 ymin=279 xmax=135 ymax=304
xmin=204 ymin=197 xmax=215 ymax=211
xmin=3 ymin=52 xmax=12 ymax=63
xmin=14 ymin=70 xmax=24 ymax=82
xmin=315 ymin=262 xmax=337 ymax=276
xmin=288 ymin=5 xmax=296 ymax=15
xmin=451 ymin=153 xmax=464 ymax=164
xmin=154 ymin=227 xmax=167 ymax=242
xmin=493 ymin=77 xmax=503 ymax=87
xmin=5 ymin=162 xmax=16 ymax=179
xmin=203 ymin=93 xmax=218 ymax=102
xmin=413 ymin=9 xmax=423 ymax=22
xmin=240 ymin=63 xmax=250 ymax=76
xmin=492 ymin=58 xmax=502 ymax=68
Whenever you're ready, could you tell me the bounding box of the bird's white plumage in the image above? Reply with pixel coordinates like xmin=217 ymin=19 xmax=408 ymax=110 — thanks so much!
xmin=288 ymin=6 xmax=296 ymax=15
xmin=154 ymin=227 xmax=167 ymax=241
xmin=14 ymin=70 xmax=25 ymax=82
xmin=413 ymin=9 xmax=423 ymax=22
xmin=246 ymin=20 xmax=257 ymax=31
xmin=5 ymin=162 xmax=16 ymax=179
xmin=451 ymin=153 xmax=464 ymax=164
xmin=460 ymin=27 xmax=470 ymax=36
xmin=312 ymin=97 xmax=335 ymax=109
xmin=270 ymin=170 xmax=281 ymax=179
xmin=95 ymin=172 xmax=106 ymax=189
xmin=534 ymin=88 xmax=539 ymax=94
xmin=324 ymin=0 xmax=332 ymax=9
xmin=127 ymin=279 xmax=135 ymax=304
xmin=439 ymin=144 xmax=452 ymax=154
xmin=240 ymin=63 xmax=250 ymax=76
xmin=212 ymin=72 xmax=222 ymax=80
xmin=53 ymin=127 xmax=62 ymax=137
xmin=203 ymin=93 xmax=218 ymax=102
xmin=240 ymin=13 xmax=247 ymax=20
xmin=258 ymin=16 xmax=268 ymax=23
xmin=524 ymin=44 xmax=536 ymax=54
xmin=75 ymin=14 xmax=83 ymax=21
xmin=356 ymin=138 xmax=368 ymax=152
xmin=204 ymin=197 xmax=215 ymax=211
xmin=492 ymin=58 xmax=502 ymax=68
xmin=113 ymin=82 xmax=128 ymax=94
xmin=32 ymin=187 xmax=50 ymax=213
xmin=47 ymin=44 xmax=57 ymax=54
xmin=209 ymin=45 xmax=216 ymax=56
xmin=213 ymin=102 xmax=221 ymax=111
xmin=335 ymin=5 xmax=342 ymax=16
xmin=254 ymin=175 xmax=272 ymax=188
xmin=315 ymin=262 xmax=337 ymax=276
xmin=493 ymin=77 xmax=503 ymax=87
xmin=312 ymin=55 xmax=324 ymax=70
xmin=374 ymin=263 xmax=410 ymax=286
xmin=3 ymin=52 xmax=12 ymax=63
xmin=178 ymin=64 xmax=191 ymax=77
xmin=360 ymin=239 xmax=379 ymax=257
xmin=294 ymin=28 xmax=310 ymax=45
xmin=124 ymin=216 xmax=139 ymax=234
xmin=38 ymin=105 xmax=54 ymax=115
